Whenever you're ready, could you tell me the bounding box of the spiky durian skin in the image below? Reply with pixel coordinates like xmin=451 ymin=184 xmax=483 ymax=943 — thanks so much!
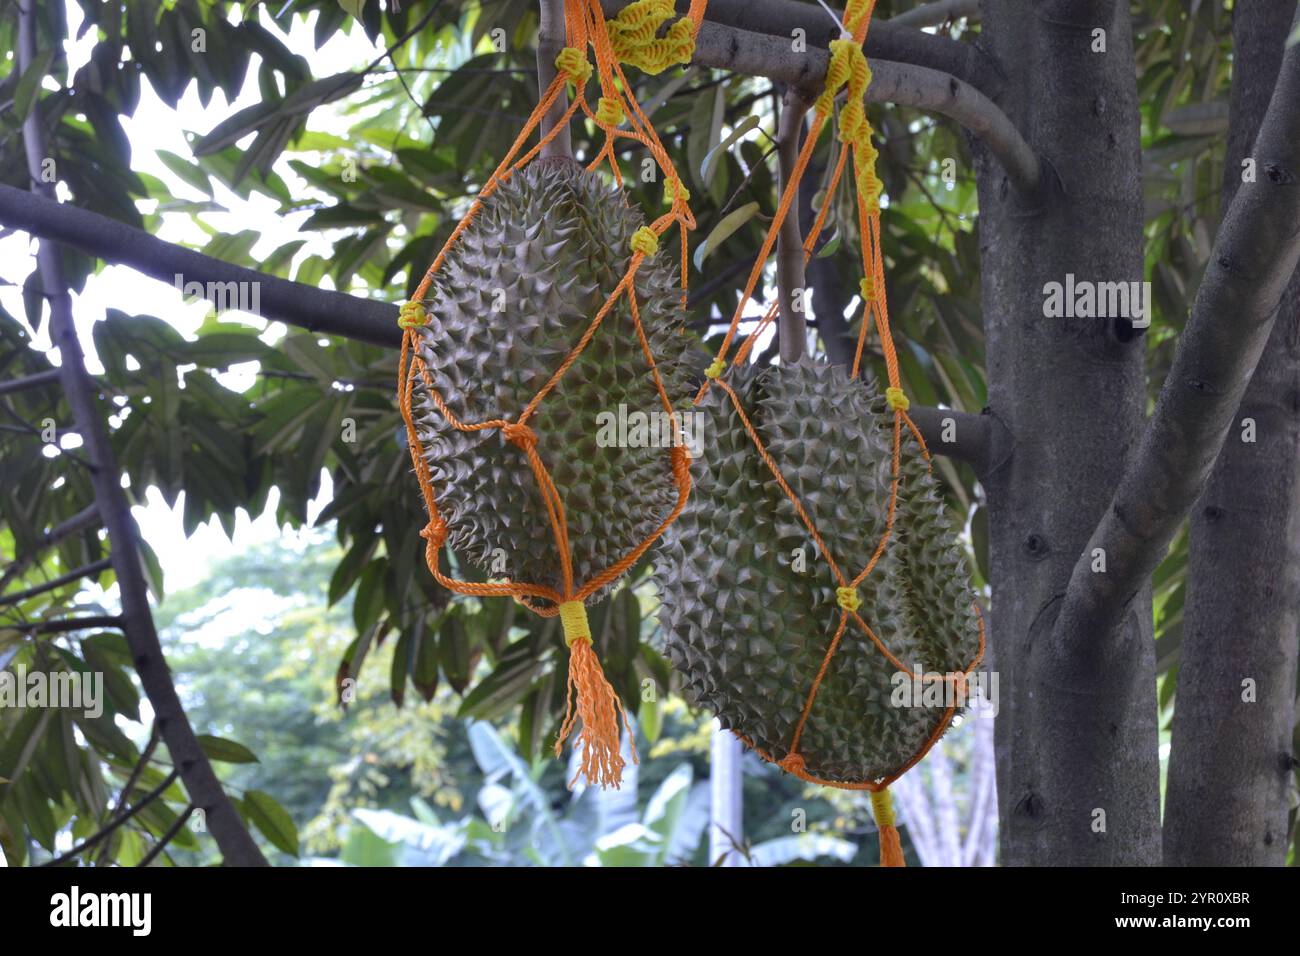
xmin=409 ymin=159 xmax=691 ymax=600
xmin=655 ymin=358 xmax=981 ymax=784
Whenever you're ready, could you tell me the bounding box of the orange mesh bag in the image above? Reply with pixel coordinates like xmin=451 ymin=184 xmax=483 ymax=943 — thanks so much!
xmin=654 ymin=0 xmax=986 ymax=865
xmin=396 ymin=0 xmax=707 ymax=789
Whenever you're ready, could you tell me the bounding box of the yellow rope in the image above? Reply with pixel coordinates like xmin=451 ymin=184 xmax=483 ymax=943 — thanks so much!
xmin=558 ymin=600 xmax=593 ymax=647
xmin=631 ymin=225 xmax=659 ymax=257
xmin=835 ymin=586 xmax=861 ymax=612
xmin=398 ymin=301 xmax=427 ymax=329
xmin=885 ymin=387 xmax=909 ymax=411
xmin=664 ymin=175 xmax=690 ymax=205
xmin=870 ymin=787 xmax=895 ymax=827
xmin=595 ymin=95 xmax=624 ymax=127
xmin=608 ymin=0 xmax=695 ymax=74
xmin=555 ymin=46 xmax=593 ymax=86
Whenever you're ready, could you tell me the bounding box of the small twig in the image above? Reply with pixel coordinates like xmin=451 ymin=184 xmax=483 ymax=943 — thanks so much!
xmin=0 ymin=557 xmax=112 ymax=607
xmin=0 ymin=369 xmax=60 ymax=396
xmin=0 ymin=504 xmax=99 ymax=591
xmin=137 ymin=803 xmax=196 ymax=868
xmin=17 ymin=615 xmax=124 ymax=636
xmin=95 ymin=723 xmax=161 ymax=866
xmin=41 ymin=769 xmax=179 ymax=866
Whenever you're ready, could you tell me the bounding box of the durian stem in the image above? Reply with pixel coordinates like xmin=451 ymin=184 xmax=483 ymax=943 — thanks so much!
xmin=776 ymin=89 xmax=812 ymax=364
xmin=537 ymin=0 xmax=574 ymax=160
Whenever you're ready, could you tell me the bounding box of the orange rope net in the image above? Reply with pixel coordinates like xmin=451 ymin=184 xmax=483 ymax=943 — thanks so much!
xmin=396 ymin=0 xmax=707 ymax=789
xmin=690 ymin=0 xmax=986 ymax=865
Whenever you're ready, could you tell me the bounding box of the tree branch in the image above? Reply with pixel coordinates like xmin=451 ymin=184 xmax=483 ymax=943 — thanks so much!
xmin=0 ymin=557 xmax=112 ymax=607
xmin=0 ymin=369 xmax=61 ymax=396
xmin=1053 ymin=6 xmax=1300 ymax=659
xmin=0 ymin=178 xmax=987 ymax=468
xmin=17 ymin=614 xmax=123 ymax=635
xmin=610 ymin=0 xmax=992 ymax=89
xmin=906 ymin=405 xmax=1000 ymax=473
xmin=137 ymin=803 xmax=196 ymax=868
xmin=537 ymin=0 xmax=573 ymax=159
xmin=18 ymin=0 xmax=267 ymax=867
xmin=776 ymin=89 xmax=811 ymax=363
xmin=95 ymin=722 xmax=161 ymax=866
xmin=891 ymin=0 xmax=981 ymax=30
xmin=673 ymin=23 xmax=1040 ymax=193
xmin=0 ymin=184 xmax=401 ymax=349
xmin=0 ymin=503 xmax=100 ymax=592
xmin=1164 ymin=0 xmax=1300 ymax=866
xmin=41 ymin=769 xmax=178 ymax=866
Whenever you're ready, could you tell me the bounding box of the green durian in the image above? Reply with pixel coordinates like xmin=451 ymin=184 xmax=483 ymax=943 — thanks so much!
xmin=408 ymin=158 xmax=692 ymax=601
xmin=655 ymin=358 xmax=982 ymax=785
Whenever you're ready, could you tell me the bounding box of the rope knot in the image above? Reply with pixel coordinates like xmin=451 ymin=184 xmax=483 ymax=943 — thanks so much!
xmin=421 ymin=516 xmax=447 ymax=547
xmin=631 ymin=226 xmax=659 ymax=258
xmin=398 ymin=301 xmax=427 ymax=329
xmin=555 ymin=46 xmax=592 ymax=85
xmin=664 ymin=176 xmax=690 ymax=206
xmin=885 ymin=387 xmax=909 ymax=412
xmin=859 ymin=275 xmax=875 ymax=301
xmin=502 ymin=420 xmax=538 ymax=450
xmin=595 ymin=96 xmax=624 ymax=128
xmin=779 ymin=751 xmax=806 ymax=775
xmin=704 ymin=357 xmax=725 ymax=380
xmin=835 ymin=586 xmax=861 ymax=612
xmin=558 ymin=600 xmax=592 ymax=648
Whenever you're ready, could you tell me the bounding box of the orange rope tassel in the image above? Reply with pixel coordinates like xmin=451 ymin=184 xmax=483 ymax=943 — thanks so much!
xmin=871 ymin=788 xmax=905 ymax=867
xmin=554 ymin=601 xmax=638 ymax=788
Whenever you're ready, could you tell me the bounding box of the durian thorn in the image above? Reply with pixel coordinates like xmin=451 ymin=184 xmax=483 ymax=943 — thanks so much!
xmin=554 ymin=635 xmax=637 ymax=790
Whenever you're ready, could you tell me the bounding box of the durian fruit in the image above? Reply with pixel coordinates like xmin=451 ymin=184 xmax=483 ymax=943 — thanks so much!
xmin=408 ymin=157 xmax=692 ymax=601
xmin=655 ymin=358 xmax=981 ymax=786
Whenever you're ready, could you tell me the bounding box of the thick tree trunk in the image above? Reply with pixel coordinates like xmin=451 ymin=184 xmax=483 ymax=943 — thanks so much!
xmin=975 ymin=0 xmax=1160 ymax=865
xmin=1164 ymin=0 xmax=1300 ymax=867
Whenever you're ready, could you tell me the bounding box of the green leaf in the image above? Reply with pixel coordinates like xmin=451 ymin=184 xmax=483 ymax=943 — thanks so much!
xmin=137 ymin=532 xmax=166 ymax=604
xmin=390 ymin=631 xmax=411 ymax=708
xmin=700 ymin=115 xmax=760 ymax=187
xmin=410 ymin=625 xmax=440 ymax=704
xmin=694 ymin=202 xmax=760 ymax=272
xmin=156 ymin=149 xmax=213 ymax=197
xmin=13 ymin=50 xmax=54 ymax=123
xmin=243 ymin=790 xmax=299 ymax=856
xmin=196 ymin=734 xmax=260 ymax=764
xmin=338 ymin=0 xmax=367 ymax=21
xmin=815 ymin=227 xmax=842 ymax=259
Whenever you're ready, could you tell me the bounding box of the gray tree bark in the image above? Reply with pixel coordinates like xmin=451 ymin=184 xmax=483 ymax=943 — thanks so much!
xmin=1164 ymin=0 xmax=1300 ymax=867
xmin=974 ymin=0 xmax=1160 ymax=865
